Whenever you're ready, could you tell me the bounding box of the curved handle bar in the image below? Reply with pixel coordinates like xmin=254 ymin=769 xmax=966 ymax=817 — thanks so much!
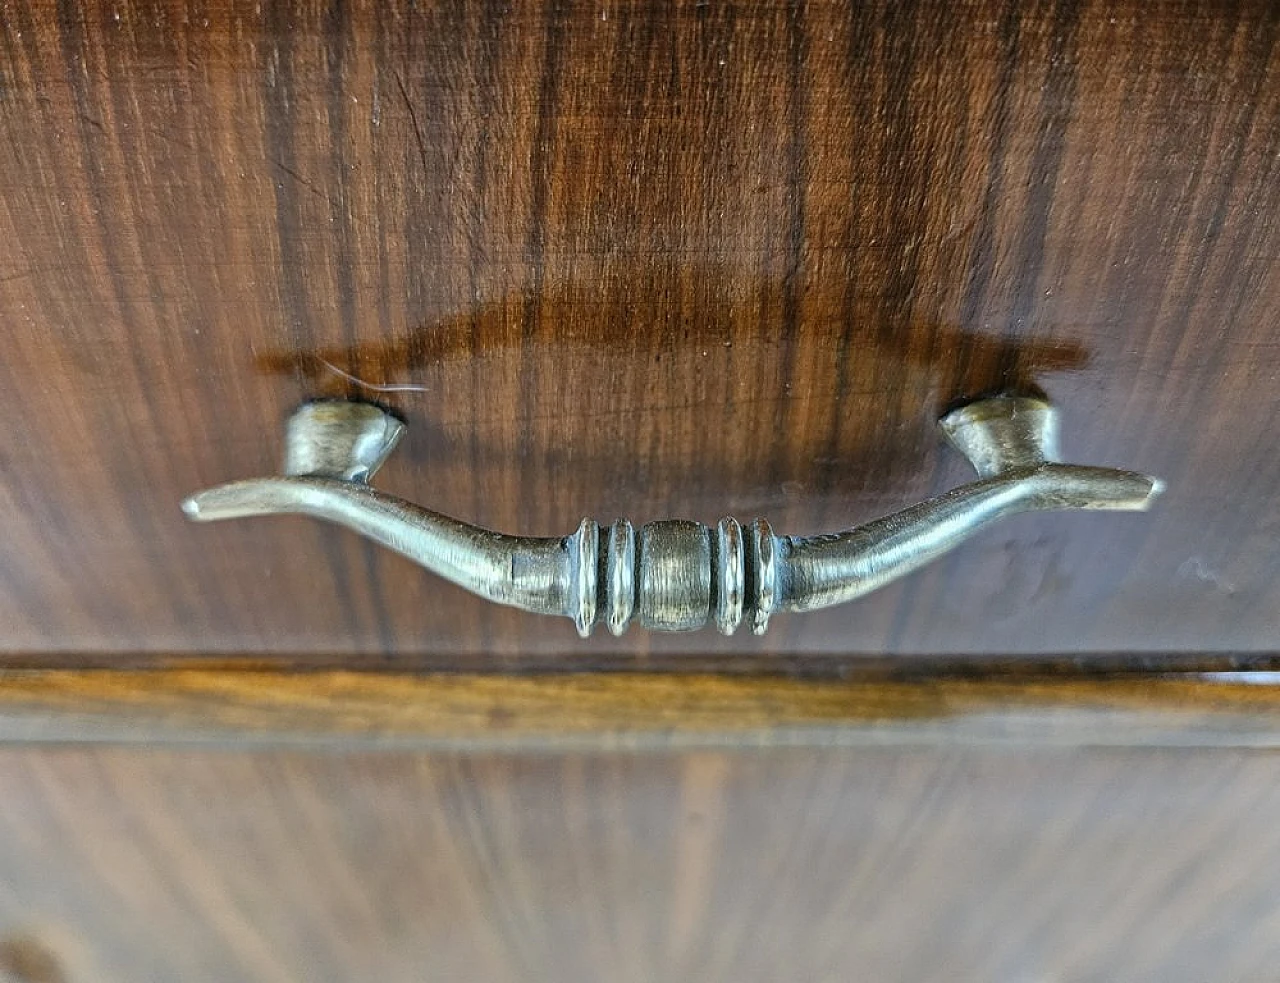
xmin=183 ymin=396 xmax=1161 ymax=636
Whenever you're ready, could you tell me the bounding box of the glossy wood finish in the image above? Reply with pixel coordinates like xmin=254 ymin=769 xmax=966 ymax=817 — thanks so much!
xmin=0 ymin=741 xmax=1273 ymax=982
xmin=0 ymin=669 xmax=1279 ymax=748
xmin=2 ymin=0 xmax=1279 ymax=664
xmin=0 ymin=669 xmax=1275 ymax=983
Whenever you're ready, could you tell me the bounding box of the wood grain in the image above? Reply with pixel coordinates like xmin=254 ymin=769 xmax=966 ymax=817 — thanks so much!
xmin=0 ymin=743 xmax=1274 ymax=981
xmin=1 ymin=0 xmax=1279 ymax=664
xmin=2 ymin=669 xmax=1280 ymax=747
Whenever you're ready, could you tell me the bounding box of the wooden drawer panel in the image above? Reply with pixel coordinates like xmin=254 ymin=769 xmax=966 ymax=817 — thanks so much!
xmin=1 ymin=0 xmax=1277 ymax=665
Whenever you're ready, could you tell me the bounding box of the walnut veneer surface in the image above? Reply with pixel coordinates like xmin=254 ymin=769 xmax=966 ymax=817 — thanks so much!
xmin=1 ymin=0 xmax=1278 ymax=665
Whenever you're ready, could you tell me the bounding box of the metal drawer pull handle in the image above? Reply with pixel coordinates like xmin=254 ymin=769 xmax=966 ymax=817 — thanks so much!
xmin=183 ymin=395 xmax=1162 ymax=636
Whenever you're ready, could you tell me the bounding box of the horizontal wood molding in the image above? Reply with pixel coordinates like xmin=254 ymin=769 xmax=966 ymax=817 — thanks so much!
xmin=0 ymin=669 xmax=1278 ymax=748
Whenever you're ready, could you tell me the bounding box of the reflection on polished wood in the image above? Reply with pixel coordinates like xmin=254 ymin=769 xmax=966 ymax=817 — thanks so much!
xmin=2 ymin=0 xmax=1279 ymax=664
xmin=0 ymin=736 xmax=1278 ymax=982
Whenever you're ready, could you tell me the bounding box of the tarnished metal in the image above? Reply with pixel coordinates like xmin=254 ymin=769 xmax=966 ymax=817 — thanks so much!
xmin=183 ymin=395 xmax=1163 ymax=636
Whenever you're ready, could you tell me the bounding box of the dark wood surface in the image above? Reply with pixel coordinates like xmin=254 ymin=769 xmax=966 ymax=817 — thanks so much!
xmin=2 ymin=0 xmax=1279 ymax=667
xmin=4 ymin=7 xmax=1278 ymax=979
xmin=0 ymin=739 xmax=1273 ymax=982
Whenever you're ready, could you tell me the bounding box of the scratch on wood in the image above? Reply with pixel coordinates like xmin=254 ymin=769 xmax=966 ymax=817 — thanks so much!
xmin=394 ymin=71 xmax=431 ymax=180
xmin=318 ymin=357 xmax=429 ymax=393
xmin=270 ymin=159 xmax=333 ymax=205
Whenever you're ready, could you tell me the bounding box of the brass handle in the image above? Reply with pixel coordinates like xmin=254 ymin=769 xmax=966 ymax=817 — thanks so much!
xmin=183 ymin=395 xmax=1162 ymax=636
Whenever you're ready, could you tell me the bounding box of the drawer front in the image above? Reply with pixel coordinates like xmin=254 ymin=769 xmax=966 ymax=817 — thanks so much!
xmin=1 ymin=0 xmax=1277 ymax=666
xmin=1 ymin=743 xmax=1278 ymax=982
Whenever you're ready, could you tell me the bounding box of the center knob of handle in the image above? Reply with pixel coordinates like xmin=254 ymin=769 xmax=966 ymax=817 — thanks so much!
xmin=591 ymin=517 xmax=775 ymax=636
